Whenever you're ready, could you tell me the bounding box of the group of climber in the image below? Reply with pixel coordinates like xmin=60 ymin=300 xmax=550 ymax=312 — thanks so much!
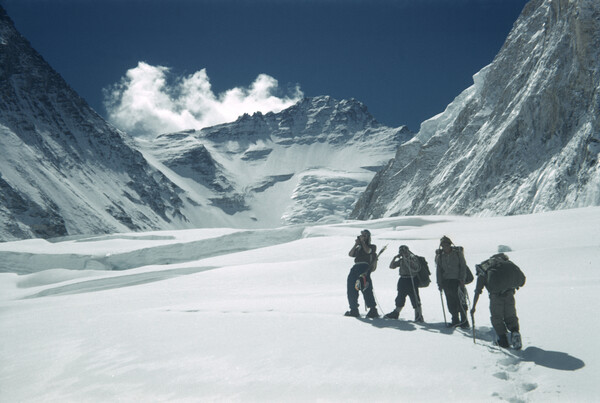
xmin=345 ymin=230 xmax=525 ymax=349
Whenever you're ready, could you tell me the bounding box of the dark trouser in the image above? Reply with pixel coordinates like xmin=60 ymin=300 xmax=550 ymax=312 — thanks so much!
xmin=347 ymin=263 xmax=375 ymax=311
xmin=395 ymin=277 xmax=421 ymax=309
xmin=442 ymin=279 xmax=468 ymax=323
xmin=489 ymin=289 xmax=519 ymax=336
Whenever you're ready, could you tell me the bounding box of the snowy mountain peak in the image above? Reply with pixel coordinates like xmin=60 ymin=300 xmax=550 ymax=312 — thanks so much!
xmin=139 ymin=96 xmax=412 ymax=227
xmin=285 ymin=95 xmax=379 ymax=126
xmin=199 ymin=96 xmax=386 ymax=144
xmin=352 ymin=0 xmax=600 ymax=219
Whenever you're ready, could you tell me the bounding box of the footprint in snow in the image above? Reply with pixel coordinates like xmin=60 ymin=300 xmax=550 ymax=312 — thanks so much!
xmin=493 ymin=371 xmax=510 ymax=380
xmin=521 ymin=383 xmax=538 ymax=392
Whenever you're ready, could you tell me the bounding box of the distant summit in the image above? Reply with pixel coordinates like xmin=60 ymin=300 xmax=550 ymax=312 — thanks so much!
xmin=351 ymin=0 xmax=600 ymax=219
xmin=196 ymin=96 xmax=394 ymax=143
xmin=139 ymin=95 xmax=412 ymax=227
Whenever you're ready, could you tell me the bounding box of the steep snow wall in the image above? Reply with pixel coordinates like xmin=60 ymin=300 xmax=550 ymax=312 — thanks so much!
xmin=352 ymin=0 xmax=600 ymax=219
xmin=0 ymin=7 xmax=190 ymax=241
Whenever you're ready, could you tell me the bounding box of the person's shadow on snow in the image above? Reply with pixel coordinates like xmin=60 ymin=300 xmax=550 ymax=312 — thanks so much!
xmin=518 ymin=346 xmax=584 ymax=370
xmin=357 ymin=317 xmax=418 ymax=331
xmin=471 ymin=325 xmax=585 ymax=371
xmin=356 ymin=319 xmax=585 ymax=371
xmin=358 ymin=318 xmax=459 ymax=334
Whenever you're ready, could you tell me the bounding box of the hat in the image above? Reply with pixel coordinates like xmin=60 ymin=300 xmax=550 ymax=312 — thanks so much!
xmin=440 ymin=236 xmax=452 ymax=246
xmin=361 ymin=229 xmax=371 ymax=236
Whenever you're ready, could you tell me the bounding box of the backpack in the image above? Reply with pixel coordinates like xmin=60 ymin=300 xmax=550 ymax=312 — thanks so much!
xmin=454 ymin=246 xmax=474 ymax=284
xmin=438 ymin=246 xmax=474 ymax=284
xmin=415 ymin=256 xmax=431 ymax=288
xmin=476 ymin=253 xmax=526 ymax=293
xmin=465 ymin=266 xmax=474 ymax=285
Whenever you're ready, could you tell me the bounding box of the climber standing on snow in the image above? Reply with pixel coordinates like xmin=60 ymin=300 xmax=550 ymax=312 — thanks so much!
xmin=471 ymin=253 xmax=525 ymax=349
xmin=384 ymin=245 xmax=424 ymax=322
xmin=345 ymin=229 xmax=379 ymax=318
xmin=436 ymin=236 xmax=470 ymax=328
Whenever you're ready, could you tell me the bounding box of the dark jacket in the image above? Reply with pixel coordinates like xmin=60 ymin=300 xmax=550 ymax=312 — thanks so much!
xmin=351 ymin=244 xmax=377 ymax=266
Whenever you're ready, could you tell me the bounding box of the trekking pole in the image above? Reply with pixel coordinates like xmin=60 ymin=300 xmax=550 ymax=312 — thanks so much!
xmin=471 ymin=291 xmax=480 ymax=345
xmin=409 ymin=274 xmax=421 ymax=308
xmin=471 ymin=310 xmax=476 ymax=344
xmin=408 ymin=258 xmax=422 ymax=320
xmin=439 ymin=290 xmax=447 ymax=325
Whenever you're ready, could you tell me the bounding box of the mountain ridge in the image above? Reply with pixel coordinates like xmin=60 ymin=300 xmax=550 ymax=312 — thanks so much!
xmin=351 ymin=0 xmax=600 ymax=219
xmin=138 ymin=95 xmax=412 ymax=227
xmin=0 ymin=8 xmax=191 ymax=241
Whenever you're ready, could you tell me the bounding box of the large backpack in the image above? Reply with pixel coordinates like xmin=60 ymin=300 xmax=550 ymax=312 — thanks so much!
xmin=476 ymin=253 xmax=526 ymax=293
xmin=465 ymin=265 xmax=474 ymax=285
xmin=415 ymin=256 xmax=431 ymax=288
xmin=437 ymin=246 xmax=474 ymax=284
xmin=455 ymin=246 xmax=474 ymax=284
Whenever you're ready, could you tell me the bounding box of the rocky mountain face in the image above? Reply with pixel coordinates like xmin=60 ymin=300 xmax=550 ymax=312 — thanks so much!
xmin=351 ymin=0 xmax=600 ymax=219
xmin=0 ymin=8 xmax=190 ymax=241
xmin=139 ymin=96 xmax=412 ymax=227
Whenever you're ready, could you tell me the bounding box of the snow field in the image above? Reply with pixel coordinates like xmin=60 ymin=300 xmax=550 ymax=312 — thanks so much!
xmin=0 ymin=207 xmax=598 ymax=402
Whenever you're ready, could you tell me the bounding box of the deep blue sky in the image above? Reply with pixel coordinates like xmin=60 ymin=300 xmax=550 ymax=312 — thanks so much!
xmin=2 ymin=0 xmax=528 ymax=132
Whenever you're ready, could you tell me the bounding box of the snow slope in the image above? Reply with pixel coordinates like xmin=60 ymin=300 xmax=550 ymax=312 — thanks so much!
xmin=1 ymin=207 xmax=598 ymax=402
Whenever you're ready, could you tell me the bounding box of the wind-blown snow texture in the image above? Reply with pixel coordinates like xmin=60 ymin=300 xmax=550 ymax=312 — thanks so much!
xmin=0 ymin=207 xmax=597 ymax=401
xmin=352 ymin=0 xmax=600 ymax=220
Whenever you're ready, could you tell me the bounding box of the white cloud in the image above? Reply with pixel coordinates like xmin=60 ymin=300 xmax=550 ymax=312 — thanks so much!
xmin=103 ymin=62 xmax=303 ymax=137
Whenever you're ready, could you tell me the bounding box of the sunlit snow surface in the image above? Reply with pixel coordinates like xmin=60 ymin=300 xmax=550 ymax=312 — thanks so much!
xmin=1 ymin=207 xmax=598 ymax=402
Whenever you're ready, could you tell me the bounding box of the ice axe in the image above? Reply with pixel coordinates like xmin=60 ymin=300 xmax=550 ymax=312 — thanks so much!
xmin=378 ymin=244 xmax=388 ymax=258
